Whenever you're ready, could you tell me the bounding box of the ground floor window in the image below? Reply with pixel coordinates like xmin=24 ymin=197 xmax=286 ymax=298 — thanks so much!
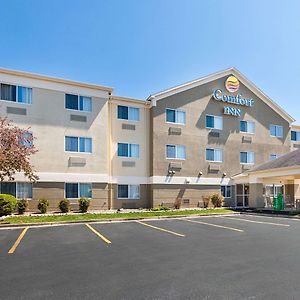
xmin=117 ymin=185 xmax=140 ymax=199
xmin=263 ymin=184 xmax=284 ymax=208
xmin=0 ymin=182 xmax=32 ymax=199
xmin=221 ymin=186 xmax=231 ymax=198
xmin=65 ymin=183 xmax=92 ymax=199
xmin=236 ymin=184 xmax=249 ymax=207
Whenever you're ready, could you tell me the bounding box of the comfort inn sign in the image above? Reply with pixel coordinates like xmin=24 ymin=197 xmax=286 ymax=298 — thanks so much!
xmin=212 ymin=75 xmax=254 ymax=117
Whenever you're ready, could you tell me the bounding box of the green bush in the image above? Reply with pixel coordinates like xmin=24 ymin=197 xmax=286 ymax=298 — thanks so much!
xmin=38 ymin=198 xmax=49 ymax=214
xmin=78 ymin=197 xmax=90 ymax=213
xmin=58 ymin=199 xmax=70 ymax=213
xmin=17 ymin=199 xmax=28 ymax=214
xmin=0 ymin=194 xmax=17 ymax=216
xmin=151 ymin=205 xmax=170 ymax=211
xmin=210 ymin=193 xmax=224 ymax=208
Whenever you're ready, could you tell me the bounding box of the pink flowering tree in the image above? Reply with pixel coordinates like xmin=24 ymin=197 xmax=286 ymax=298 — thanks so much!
xmin=0 ymin=118 xmax=38 ymax=182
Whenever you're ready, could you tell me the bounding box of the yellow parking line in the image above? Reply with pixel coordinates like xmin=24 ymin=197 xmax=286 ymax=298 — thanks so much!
xmin=86 ymin=224 xmax=111 ymax=244
xmin=182 ymin=219 xmax=244 ymax=233
xmin=219 ymin=216 xmax=290 ymax=227
xmin=8 ymin=227 xmax=29 ymax=254
xmin=136 ymin=221 xmax=185 ymax=237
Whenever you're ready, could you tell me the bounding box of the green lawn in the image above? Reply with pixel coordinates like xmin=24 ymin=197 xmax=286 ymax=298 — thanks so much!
xmin=0 ymin=208 xmax=235 ymax=225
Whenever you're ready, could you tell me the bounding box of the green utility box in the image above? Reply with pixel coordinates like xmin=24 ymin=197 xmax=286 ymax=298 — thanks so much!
xmin=273 ymin=193 xmax=284 ymax=211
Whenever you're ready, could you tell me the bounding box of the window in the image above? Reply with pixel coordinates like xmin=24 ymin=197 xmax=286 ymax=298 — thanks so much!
xmin=1 ymin=83 xmax=16 ymax=101
xmin=79 ymin=96 xmax=92 ymax=112
xmin=65 ymin=136 xmax=92 ymax=153
xmin=117 ymin=184 xmax=140 ymax=199
xmin=240 ymin=121 xmax=255 ymax=134
xmin=65 ymin=94 xmax=92 ymax=112
xmin=221 ymin=186 xmax=231 ymax=198
xmin=18 ymin=86 xmax=32 ymax=104
xmin=166 ymin=144 xmax=186 ymax=159
xmin=0 ymin=84 xmax=32 ymax=104
xmin=20 ymin=131 xmax=33 ymax=148
xmin=206 ymin=148 xmax=223 ymax=162
xmin=166 ymin=109 xmax=186 ymax=125
xmin=206 ymin=115 xmax=223 ymax=130
xmin=270 ymin=124 xmax=283 ymax=138
xmin=0 ymin=182 xmax=32 ymax=199
xmin=65 ymin=183 xmax=92 ymax=198
xmin=117 ymin=143 xmax=139 ymax=158
xmin=117 ymin=105 xmax=140 ymax=121
xmin=240 ymin=151 xmax=255 ymax=164
xmin=270 ymin=154 xmax=278 ymax=160
xmin=291 ymin=130 xmax=300 ymax=141
xmin=17 ymin=183 xmax=33 ymax=199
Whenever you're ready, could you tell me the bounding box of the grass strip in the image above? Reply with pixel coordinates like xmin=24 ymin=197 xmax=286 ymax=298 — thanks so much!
xmin=0 ymin=209 xmax=235 ymax=225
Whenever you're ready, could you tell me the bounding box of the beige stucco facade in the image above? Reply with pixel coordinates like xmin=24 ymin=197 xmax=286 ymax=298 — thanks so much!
xmin=0 ymin=67 xmax=298 ymax=211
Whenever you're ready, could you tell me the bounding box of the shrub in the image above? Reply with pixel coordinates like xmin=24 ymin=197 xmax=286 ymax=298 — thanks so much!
xmin=58 ymin=199 xmax=70 ymax=213
xmin=151 ymin=205 xmax=170 ymax=211
xmin=210 ymin=193 xmax=224 ymax=208
xmin=17 ymin=199 xmax=28 ymax=214
xmin=202 ymin=196 xmax=210 ymax=208
xmin=0 ymin=194 xmax=17 ymax=216
xmin=174 ymin=199 xmax=182 ymax=209
xmin=38 ymin=198 xmax=49 ymax=214
xmin=78 ymin=197 xmax=90 ymax=213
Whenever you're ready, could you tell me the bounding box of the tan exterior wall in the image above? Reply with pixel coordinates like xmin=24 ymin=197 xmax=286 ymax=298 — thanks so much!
xmin=249 ymin=183 xmax=264 ymax=208
xmin=151 ymin=76 xmax=291 ymax=179
xmin=109 ymin=100 xmax=149 ymax=178
xmin=111 ymin=184 xmax=150 ymax=209
xmin=151 ymin=184 xmax=221 ymax=208
xmin=0 ymin=69 xmax=296 ymax=211
xmin=27 ymin=182 xmax=109 ymax=212
xmin=0 ymin=87 xmax=109 ymax=177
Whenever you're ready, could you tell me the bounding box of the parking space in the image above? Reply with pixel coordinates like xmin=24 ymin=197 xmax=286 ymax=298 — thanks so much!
xmin=1 ymin=214 xmax=300 ymax=299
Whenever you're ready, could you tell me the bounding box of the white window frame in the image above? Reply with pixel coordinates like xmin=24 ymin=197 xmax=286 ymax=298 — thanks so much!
xmin=206 ymin=148 xmax=223 ymax=163
xmin=64 ymin=136 xmax=92 ymax=154
xmin=165 ymin=108 xmax=186 ymax=125
xmin=240 ymin=151 xmax=255 ymax=165
xmin=240 ymin=120 xmax=255 ymax=134
xmin=117 ymin=105 xmax=140 ymax=122
xmin=270 ymin=124 xmax=283 ymax=138
xmin=221 ymin=185 xmax=232 ymax=198
xmin=0 ymin=182 xmax=33 ymax=199
xmin=0 ymin=81 xmax=33 ymax=105
xmin=165 ymin=144 xmax=186 ymax=160
xmin=65 ymin=93 xmax=92 ymax=113
xmin=291 ymin=130 xmax=300 ymax=142
xmin=64 ymin=183 xmax=92 ymax=199
xmin=269 ymin=153 xmax=278 ymax=160
xmin=206 ymin=114 xmax=223 ymax=130
xmin=117 ymin=143 xmax=140 ymax=159
xmin=117 ymin=184 xmax=140 ymax=199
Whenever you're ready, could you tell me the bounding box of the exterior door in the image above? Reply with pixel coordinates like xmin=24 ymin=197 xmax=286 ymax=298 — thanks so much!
xmin=236 ymin=184 xmax=249 ymax=207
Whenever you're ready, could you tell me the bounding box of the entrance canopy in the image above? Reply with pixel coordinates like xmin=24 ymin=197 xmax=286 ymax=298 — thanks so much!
xmin=233 ymin=149 xmax=300 ymax=209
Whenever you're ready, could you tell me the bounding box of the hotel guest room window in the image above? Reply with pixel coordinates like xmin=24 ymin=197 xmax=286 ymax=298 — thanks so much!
xmin=166 ymin=108 xmax=186 ymax=125
xmin=270 ymin=124 xmax=283 ymax=138
xmin=118 ymin=105 xmax=140 ymax=121
xmin=206 ymin=115 xmax=223 ymax=130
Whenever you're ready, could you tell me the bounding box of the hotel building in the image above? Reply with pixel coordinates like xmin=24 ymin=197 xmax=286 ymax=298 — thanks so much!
xmin=0 ymin=67 xmax=298 ymax=211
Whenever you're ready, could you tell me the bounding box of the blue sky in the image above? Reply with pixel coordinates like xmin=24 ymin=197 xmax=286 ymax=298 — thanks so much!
xmin=0 ymin=0 xmax=300 ymax=119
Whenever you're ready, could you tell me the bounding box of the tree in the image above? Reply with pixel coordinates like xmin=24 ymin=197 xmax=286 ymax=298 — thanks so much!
xmin=0 ymin=118 xmax=38 ymax=182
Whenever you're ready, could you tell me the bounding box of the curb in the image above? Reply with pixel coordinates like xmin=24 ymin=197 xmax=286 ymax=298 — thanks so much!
xmin=0 ymin=212 xmax=239 ymax=229
xmin=240 ymin=211 xmax=300 ymax=220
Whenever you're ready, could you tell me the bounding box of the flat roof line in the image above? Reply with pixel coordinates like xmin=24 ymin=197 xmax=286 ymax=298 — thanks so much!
xmin=0 ymin=67 xmax=114 ymax=93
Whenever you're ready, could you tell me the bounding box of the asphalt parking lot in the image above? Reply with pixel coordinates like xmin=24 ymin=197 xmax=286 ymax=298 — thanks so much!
xmin=1 ymin=214 xmax=300 ymax=300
